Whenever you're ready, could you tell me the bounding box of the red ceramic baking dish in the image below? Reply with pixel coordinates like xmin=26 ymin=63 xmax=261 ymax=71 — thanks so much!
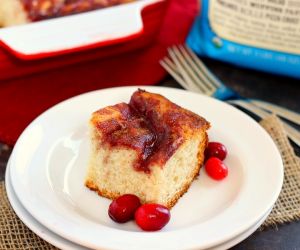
xmin=0 ymin=0 xmax=167 ymax=80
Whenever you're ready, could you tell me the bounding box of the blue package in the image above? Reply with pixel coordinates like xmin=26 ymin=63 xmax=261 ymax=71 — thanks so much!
xmin=187 ymin=0 xmax=300 ymax=79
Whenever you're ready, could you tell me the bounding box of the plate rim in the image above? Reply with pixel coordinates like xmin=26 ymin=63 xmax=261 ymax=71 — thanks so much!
xmin=5 ymin=159 xmax=89 ymax=250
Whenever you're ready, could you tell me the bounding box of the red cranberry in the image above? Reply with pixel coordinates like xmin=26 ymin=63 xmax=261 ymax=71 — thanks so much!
xmin=205 ymin=157 xmax=228 ymax=180
xmin=205 ymin=142 xmax=228 ymax=161
xmin=135 ymin=204 xmax=170 ymax=231
xmin=108 ymin=194 xmax=141 ymax=223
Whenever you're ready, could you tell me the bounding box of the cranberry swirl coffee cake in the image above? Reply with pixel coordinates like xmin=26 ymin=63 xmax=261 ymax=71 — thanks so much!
xmin=0 ymin=0 xmax=134 ymax=27
xmin=85 ymin=89 xmax=210 ymax=208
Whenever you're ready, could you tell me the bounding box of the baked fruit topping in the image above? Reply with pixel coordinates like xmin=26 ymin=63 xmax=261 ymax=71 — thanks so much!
xmin=0 ymin=0 xmax=135 ymax=27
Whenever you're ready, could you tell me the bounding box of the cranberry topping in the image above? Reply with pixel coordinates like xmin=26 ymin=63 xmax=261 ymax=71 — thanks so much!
xmin=21 ymin=0 xmax=131 ymax=21
xmin=93 ymin=89 xmax=210 ymax=173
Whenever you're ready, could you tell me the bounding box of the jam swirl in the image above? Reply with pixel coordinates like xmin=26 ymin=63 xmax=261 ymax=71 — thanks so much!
xmin=93 ymin=89 xmax=210 ymax=173
xmin=21 ymin=0 xmax=133 ymax=21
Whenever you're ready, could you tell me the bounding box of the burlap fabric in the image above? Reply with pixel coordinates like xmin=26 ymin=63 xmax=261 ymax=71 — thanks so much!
xmin=259 ymin=115 xmax=300 ymax=228
xmin=0 ymin=115 xmax=299 ymax=249
xmin=0 ymin=182 xmax=58 ymax=249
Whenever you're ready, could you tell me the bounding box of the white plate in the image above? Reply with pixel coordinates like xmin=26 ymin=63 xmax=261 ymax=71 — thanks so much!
xmin=207 ymin=208 xmax=271 ymax=250
xmin=5 ymin=160 xmax=89 ymax=250
xmin=9 ymin=86 xmax=283 ymax=250
xmin=5 ymin=160 xmax=272 ymax=250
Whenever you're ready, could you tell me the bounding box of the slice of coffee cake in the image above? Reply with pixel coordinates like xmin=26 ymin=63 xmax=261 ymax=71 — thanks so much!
xmin=85 ymin=89 xmax=210 ymax=208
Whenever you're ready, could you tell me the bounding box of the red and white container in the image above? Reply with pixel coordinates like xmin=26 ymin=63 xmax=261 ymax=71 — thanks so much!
xmin=0 ymin=0 xmax=167 ymax=80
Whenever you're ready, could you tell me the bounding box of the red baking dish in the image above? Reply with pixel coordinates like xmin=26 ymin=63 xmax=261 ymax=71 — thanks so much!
xmin=0 ymin=0 xmax=163 ymax=59
xmin=0 ymin=0 xmax=167 ymax=80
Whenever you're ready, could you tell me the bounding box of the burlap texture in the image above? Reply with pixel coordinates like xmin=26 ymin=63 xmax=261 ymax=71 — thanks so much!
xmin=259 ymin=115 xmax=300 ymax=228
xmin=0 ymin=115 xmax=299 ymax=249
xmin=0 ymin=183 xmax=57 ymax=249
